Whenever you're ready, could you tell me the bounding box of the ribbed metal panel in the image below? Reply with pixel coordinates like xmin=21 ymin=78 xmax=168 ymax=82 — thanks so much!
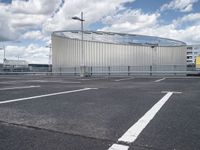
xmin=52 ymin=35 xmax=186 ymax=68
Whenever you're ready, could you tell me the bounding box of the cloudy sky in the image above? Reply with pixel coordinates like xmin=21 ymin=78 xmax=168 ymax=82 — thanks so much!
xmin=0 ymin=0 xmax=200 ymax=64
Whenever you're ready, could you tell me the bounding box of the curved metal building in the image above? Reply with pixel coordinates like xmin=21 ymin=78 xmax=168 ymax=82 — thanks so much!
xmin=52 ymin=30 xmax=186 ymax=75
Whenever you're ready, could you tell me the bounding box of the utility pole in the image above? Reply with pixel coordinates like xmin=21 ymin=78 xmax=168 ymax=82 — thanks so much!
xmin=72 ymin=12 xmax=85 ymax=77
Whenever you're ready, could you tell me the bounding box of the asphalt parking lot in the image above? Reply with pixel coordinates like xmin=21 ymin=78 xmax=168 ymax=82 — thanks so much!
xmin=0 ymin=75 xmax=199 ymax=150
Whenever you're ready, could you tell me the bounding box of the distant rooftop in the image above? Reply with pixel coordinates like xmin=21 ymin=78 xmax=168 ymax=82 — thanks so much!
xmin=52 ymin=30 xmax=186 ymax=47
xmin=4 ymin=59 xmax=29 ymax=66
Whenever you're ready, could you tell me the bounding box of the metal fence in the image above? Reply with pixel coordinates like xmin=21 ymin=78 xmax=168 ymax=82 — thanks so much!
xmin=53 ymin=65 xmax=198 ymax=76
xmin=0 ymin=65 xmax=199 ymax=76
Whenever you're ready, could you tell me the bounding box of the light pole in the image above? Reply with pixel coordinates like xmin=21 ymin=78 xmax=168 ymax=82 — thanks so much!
xmin=0 ymin=40 xmax=21 ymax=64
xmin=16 ymin=56 xmax=21 ymax=60
xmin=72 ymin=12 xmax=85 ymax=77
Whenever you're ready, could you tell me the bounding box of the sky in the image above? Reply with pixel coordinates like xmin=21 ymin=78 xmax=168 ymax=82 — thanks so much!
xmin=0 ymin=0 xmax=200 ymax=64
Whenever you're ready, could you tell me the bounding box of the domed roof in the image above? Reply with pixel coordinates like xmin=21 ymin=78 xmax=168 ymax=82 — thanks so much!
xmin=52 ymin=30 xmax=186 ymax=47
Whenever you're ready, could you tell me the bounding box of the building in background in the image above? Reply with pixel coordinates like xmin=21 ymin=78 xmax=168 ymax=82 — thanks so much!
xmin=52 ymin=30 xmax=187 ymax=75
xmin=195 ymin=56 xmax=200 ymax=70
xmin=3 ymin=59 xmax=29 ymax=72
xmin=28 ymin=64 xmax=51 ymax=72
xmin=186 ymin=45 xmax=200 ymax=65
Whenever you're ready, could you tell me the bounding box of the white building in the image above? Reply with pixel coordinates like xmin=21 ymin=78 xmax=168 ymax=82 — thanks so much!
xmin=187 ymin=45 xmax=200 ymax=65
xmin=52 ymin=30 xmax=187 ymax=75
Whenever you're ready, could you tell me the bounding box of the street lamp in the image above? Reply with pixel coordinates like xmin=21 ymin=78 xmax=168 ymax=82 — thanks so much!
xmin=72 ymin=12 xmax=85 ymax=77
xmin=16 ymin=56 xmax=21 ymax=61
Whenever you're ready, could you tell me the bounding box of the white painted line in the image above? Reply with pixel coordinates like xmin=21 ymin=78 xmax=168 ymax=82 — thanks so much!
xmin=162 ymin=91 xmax=182 ymax=94
xmin=0 ymin=80 xmax=81 ymax=84
xmin=154 ymin=78 xmax=166 ymax=82
xmin=108 ymin=144 xmax=129 ymax=150
xmin=27 ymin=80 xmax=81 ymax=83
xmin=0 ymin=81 xmax=18 ymax=84
xmin=115 ymin=77 xmax=134 ymax=82
xmin=0 ymin=85 xmax=40 ymax=91
xmin=78 ymin=79 xmax=93 ymax=81
xmin=77 ymin=77 xmax=108 ymax=81
xmin=41 ymin=81 xmax=81 ymax=84
xmin=0 ymin=88 xmax=97 ymax=105
xmin=118 ymin=92 xmax=174 ymax=143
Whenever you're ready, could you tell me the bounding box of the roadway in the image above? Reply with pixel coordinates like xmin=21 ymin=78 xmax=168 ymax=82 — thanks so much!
xmin=0 ymin=75 xmax=199 ymax=150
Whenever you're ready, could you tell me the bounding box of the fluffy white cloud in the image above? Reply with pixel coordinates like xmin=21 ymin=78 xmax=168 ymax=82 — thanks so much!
xmin=99 ymin=9 xmax=200 ymax=44
xmin=2 ymin=44 xmax=49 ymax=64
xmin=133 ymin=24 xmax=200 ymax=44
xmin=1 ymin=0 xmax=200 ymax=64
xmin=161 ymin=0 xmax=198 ymax=12
xmin=0 ymin=0 xmax=136 ymax=40
xmin=0 ymin=0 xmax=63 ymax=41
xmin=174 ymin=13 xmax=200 ymax=25
xmin=43 ymin=0 xmax=135 ymax=32
xmin=100 ymin=9 xmax=160 ymax=33
xmin=11 ymin=0 xmax=62 ymax=15
xmin=0 ymin=4 xmax=18 ymax=41
xmin=0 ymin=17 xmax=17 ymax=41
xmin=137 ymin=12 xmax=200 ymax=44
xmin=22 ymin=30 xmax=49 ymax=41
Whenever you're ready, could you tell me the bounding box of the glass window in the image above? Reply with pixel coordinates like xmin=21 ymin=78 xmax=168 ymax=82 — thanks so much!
xmin=187 ymin=56 xmax=192 ymax=59
xmin=187 ymin=47 xmax=192 ymax=50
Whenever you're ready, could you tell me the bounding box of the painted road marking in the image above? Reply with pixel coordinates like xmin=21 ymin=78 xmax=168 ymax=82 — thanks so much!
xmin=0 ymin=80 xmax=81 ymax=84
xmin=0 ymin=81 xmax=18 ymax=84
xmin=108 ymin=144 xmax=129 ymax=150
xmin=32 ymin=80 xmax=81 ymax=84
xmin=0 ymin=88 xmax=97 ymax=105
xmin=118 ymin=92 xmax=173 ymax=143
xmin=115 ymin=77 xmax=134 ymax=82
xmin=78 ymin=79 xmax=94 ymax=81
xmin=108 ymin=92 xmax=176 ymax=150
xmin=78 ymin=77 xmax=108 ymax=81
xmin=108 ymin=91 xmax=176 ymax=150
xmin=154 ymin=78 xmax=166 ymax=82
xmin=0 ymin=85 xmax=40 ymax=91
xmin=162 ymin=91 xmax=182 ymax=94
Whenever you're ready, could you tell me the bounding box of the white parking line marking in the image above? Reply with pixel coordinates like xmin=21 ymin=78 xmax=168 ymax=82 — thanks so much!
xmin=0 ymin=80 xmax=81 ymax=84
xmin=78 ymin=79 xmax=93 ymax=81
xmin=154 ymin=78 xmax=166 ymax=82
xmin=0 ymin=88 xmax=97 ymax=105
xmin=118 ymin=92 xmax=174 ymax=143
xmin=0 ymin=85 xmax=40 ymax=91
xmin=25 ymin=80 xmax=81 ymax=83
xmin=115 ymin=77 xmax=134 ymax=82
xmin=108 ymin=144 xmax=129 ymax=150
xmin=77 ymin=77 xmax=108 ymax=81
xmin=0 ymin=81 xmax=18 ymax=84
xmin=162 ymin=91 xmax=182 ymax=94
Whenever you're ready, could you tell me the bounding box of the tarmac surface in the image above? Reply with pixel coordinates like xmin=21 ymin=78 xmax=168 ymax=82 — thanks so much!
xmin=0 ymin=75 xmax=199 ymax=150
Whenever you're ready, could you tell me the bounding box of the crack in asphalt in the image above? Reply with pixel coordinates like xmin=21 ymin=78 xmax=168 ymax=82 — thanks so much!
xmin=0 ymin=120 xmax=114 ymax=144
xmin=0 ymin=121 xmax=171 ymax=150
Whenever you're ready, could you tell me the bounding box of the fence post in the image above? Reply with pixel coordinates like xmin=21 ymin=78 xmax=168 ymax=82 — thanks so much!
xmin=90 ymin=66 xmax=92 ymax=76
xmin=108 ymin=66 xmax=110 ymax=76
xmin=174 ymin=65 xmax=176 ymax=76
xmin=74 ymin=67 xmax=76 ymax=76
xmin=128 ymin=66 xmax=130 ymax=76
xmin=59 ymin=67 xmax=61 ymax=76
xmin=150 ymin=65 xmax=152 ymax=76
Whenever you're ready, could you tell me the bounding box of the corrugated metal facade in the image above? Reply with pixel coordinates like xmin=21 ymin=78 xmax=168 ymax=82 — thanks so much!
xmin=52 ymin=35 xmax=186 ymax=69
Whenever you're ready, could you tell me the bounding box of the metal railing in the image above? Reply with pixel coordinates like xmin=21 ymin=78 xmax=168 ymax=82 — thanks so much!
xmin=1 ymin=65 xmax=199 ymax=76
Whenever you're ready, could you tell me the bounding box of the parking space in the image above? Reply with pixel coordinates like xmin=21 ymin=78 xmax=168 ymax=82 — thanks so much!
xmin=0 ymin=75 xmax=199 ymax=150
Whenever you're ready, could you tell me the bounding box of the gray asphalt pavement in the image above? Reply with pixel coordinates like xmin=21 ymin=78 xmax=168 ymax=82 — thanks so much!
xmin=0 ymin=75 xmax=199 ymax=150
